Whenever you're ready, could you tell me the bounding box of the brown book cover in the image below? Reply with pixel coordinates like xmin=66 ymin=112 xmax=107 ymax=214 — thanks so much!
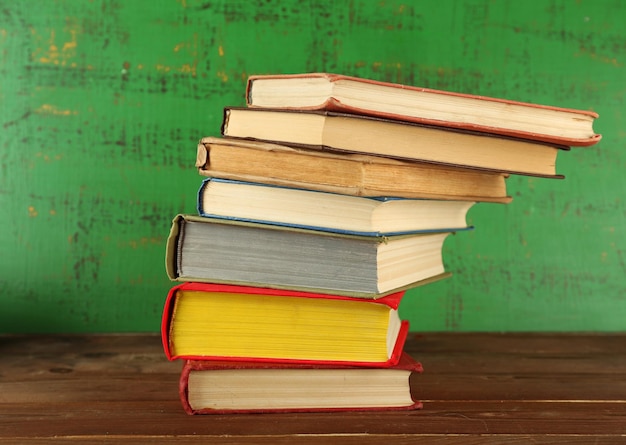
xmin=196 ymin=137 xmax=513 ymax=203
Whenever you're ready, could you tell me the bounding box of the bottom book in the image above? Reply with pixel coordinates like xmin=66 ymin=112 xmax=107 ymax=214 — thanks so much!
xmin=179 ymin=352 xmax=423 ymax=414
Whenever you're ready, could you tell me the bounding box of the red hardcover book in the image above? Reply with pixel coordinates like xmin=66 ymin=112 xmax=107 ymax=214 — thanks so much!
xmin=161 ymin=282 xmax=409 ymax=367
xmin=179 ymin=352 xmax=423 ymax=414
xmin=246 ymin=72 xmax=601 ymax=147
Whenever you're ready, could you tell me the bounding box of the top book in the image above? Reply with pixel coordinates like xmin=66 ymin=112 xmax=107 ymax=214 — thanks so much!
xmin=246 ymin=73 xmax=601 ymax=147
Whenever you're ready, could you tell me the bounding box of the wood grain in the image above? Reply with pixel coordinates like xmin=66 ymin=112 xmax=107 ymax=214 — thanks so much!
xmin=1 ymin=333 xmax=625 ymax=443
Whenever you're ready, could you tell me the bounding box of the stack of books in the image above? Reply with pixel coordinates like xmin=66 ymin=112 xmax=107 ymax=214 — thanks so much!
xmin=161 ymin=73 xmax=600 ymax=415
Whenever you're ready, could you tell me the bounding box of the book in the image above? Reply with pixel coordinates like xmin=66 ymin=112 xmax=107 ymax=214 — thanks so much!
xmin=197 ymin=178 xmax=476 ymax=236
xmin=221 ymin=107 xmax=566 ymax=178
xmin=165 ymin=214 xmax=452 ymax=298
xmin=179 ymin=352 xmax=423 ymax=414
xmin=161 ymin=282 xmax=409 ymax=365
xmin=246 ymin=72 xmax=601 ymax=147
xmin=196 ymin=137 xmax=512 ymax=203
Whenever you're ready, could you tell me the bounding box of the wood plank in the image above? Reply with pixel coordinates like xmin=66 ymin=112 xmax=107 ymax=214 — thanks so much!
xmin=2 ymin=435 xmax=625 ymax=445
xmin=1 ymin=334 xmax=626 ymax=443
xmin=416 ymin=373 xmax=626 ymax=401
xmin=2 ymin=370 xmax=624 ymax=404
xmin=2 ymin=401 xmax=626 ymax=437
xmin=407 ymin=332 xmax=626 ymax=375
xmin=406 ymin=333 xmax=626 ymax=355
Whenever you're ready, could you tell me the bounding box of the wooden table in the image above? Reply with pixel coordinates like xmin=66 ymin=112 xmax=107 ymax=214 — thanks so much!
xmin=1 ymin=333 xmax=625 ymax=444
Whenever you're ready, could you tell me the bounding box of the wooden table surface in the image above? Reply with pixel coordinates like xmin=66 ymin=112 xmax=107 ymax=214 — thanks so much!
xmin=1 ymin=333 xmax=625 ymax=444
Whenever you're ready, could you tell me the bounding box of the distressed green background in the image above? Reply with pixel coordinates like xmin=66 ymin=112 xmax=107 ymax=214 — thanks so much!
xmin=1 ymin=0 xmax=623 ymax=333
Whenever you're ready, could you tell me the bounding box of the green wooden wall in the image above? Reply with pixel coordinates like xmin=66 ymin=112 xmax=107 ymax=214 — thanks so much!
xmin=1 ymin=0 xmax=624 ymax=333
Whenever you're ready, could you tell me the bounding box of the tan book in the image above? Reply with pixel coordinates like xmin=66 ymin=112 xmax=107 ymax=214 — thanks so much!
xmin=197 ymin=178 xmax=475 ymax=236
xmin=221 ymin=107 xmax=566 ymax=178
xmin=196 ymin=137 xmax=512 ymax=204
xmin=179 ymin=352 xmax=422 ymax=414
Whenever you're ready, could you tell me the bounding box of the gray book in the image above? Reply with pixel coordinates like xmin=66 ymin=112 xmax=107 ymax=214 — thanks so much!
xmin=165 ymin=215 xmax=452 ymax=298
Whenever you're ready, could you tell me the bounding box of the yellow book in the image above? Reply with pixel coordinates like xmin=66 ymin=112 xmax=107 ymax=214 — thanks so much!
xmin=161 ymin=282 xmax=410 ymax=366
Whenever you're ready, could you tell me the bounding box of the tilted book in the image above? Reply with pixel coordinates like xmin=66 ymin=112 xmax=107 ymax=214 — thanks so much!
xmin=161 ymin=282 xmax=410 ymax=366
xmin=246 ymin=72 xmax=601 ymax=147
xmin=165 ymin=214 xmax=452 ymax=298
xmin=196 ymin=137 xmax=512 ymax=204
xmin=222 ymin=107 xmax=567 ymax=178
xmin=179 ymin=352 xmax=423 ymax=414
xmin=197 ymin=177 xmax=476 ymax=237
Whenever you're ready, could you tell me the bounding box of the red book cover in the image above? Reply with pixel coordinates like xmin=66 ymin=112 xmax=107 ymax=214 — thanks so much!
xmin=246 ymin=72 xmax=601 ymax=147
xmin=161 ymin=282 xmax=408 ymax=366
xmin=179 ymin=352 xmax=423 ymax=414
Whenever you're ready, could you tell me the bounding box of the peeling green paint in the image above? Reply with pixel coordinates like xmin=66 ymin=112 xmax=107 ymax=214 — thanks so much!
xmin=1 ymin=0 xmax=624 ymax=333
